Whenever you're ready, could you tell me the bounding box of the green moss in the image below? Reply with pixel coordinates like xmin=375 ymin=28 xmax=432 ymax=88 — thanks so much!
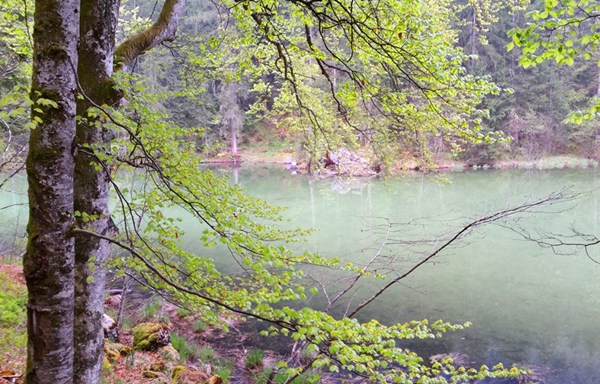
xmin=171 ymin=365 xmax=185 ymax=383
xmin=132 ymin=322 xmax=169 ymax=350
xmin=0 ymin=270 xmax=27 ymax=364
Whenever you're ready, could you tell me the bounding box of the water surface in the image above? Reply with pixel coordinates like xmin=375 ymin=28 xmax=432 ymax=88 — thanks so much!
xmin=218 ymin=167 xmax=600 ymax=382
xmin=2 ymin=167 xmax=600 ymax=381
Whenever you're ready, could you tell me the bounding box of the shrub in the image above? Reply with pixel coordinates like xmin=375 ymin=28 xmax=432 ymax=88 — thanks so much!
xmin=0 ymin=270 xmax=27 ymax=370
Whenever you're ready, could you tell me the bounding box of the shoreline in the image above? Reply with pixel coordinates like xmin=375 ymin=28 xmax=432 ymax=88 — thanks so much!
xmin=201 ymin=153 xmax=599 ymax=174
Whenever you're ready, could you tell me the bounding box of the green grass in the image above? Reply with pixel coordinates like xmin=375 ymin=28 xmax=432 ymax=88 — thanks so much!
xmin=193 ymin=319 xmax=207 ymax=332
xmin=170 ymin=332 xmax=196 ymax=361
xmin=0 ymin=270 xmax=27 ymax=370
xmin=140 ymin=298 xmax=163 ymax=321
xmin=198 ymin=346 xmax=216 ymax=363
xmin=245 ymin=348 xmax=264 ymax=369
xmin=176 ymin=307 xmax=191 ymax=317
xmin=213 ymin=359 xmax=233 ymax=382
xmin=255 ymin=368 xmax=318 ymax=384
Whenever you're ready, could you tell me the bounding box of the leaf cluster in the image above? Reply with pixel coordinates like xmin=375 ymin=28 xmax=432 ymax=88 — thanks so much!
xmin=509 ymin=0 xmax=600 ymax=123
xmin=71 ymin=69 xmax=526 ymax=382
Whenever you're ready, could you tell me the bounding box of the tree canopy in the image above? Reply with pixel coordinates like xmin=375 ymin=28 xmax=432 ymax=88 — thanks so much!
xmin=510 ymin=0 xmax=600 ymax=123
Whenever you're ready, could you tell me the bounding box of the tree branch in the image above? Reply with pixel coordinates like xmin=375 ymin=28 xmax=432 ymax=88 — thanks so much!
xmin=114 ymin=0 xmax=186 ymax=72
xmin=347 ymin=189 xmax=582 ymax=318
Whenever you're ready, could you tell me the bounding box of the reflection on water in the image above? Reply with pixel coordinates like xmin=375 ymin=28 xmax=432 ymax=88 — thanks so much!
xmin=223 ymin=166 xmax=600 ymax=382
xmin=2 ymin=166 xmax=600 ymax=381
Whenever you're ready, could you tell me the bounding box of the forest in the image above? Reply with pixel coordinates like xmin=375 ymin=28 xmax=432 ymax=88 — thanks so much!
xmin=1 ymin=0 xmax=600 ymax=383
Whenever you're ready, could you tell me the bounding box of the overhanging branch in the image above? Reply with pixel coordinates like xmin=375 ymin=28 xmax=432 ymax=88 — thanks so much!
xmin=346 ymin=189 xmax=583 ymax=318
xmin=114 ymin=0 xmax=186 ymax=72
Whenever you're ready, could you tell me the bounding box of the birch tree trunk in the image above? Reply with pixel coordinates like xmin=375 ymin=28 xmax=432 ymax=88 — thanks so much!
xmin=24 ymin=1 xmax=79 ymax=383
xmin=73 ymin=1 xmax=120 ymax=382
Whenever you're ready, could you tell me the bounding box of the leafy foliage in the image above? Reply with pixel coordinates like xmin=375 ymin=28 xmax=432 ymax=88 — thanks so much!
xmin=156 ymin=0 xmax=510 ymax=170
xmin=4 ymin=0 xmax=568 ymax=381
xmin=0 ymin=0 xmax=31 ymax=180
xmin=70 ymin=66 xmax=528 ymax=381
xmin=509 ymin=0 xmax=600 ymax=123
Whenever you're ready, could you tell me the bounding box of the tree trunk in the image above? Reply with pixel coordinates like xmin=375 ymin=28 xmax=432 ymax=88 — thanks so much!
xmin=72 ymin=1 xmax=186 ymax=381
xmin=24 ymin=1 xmax=79 ymax=383
xmin=218 ymin=83 xmax=242 ymax=163
xmin=73 ymin=1 xmax=120 ymax=382
xmin=24 ymin=0 xmax=187 ymax=382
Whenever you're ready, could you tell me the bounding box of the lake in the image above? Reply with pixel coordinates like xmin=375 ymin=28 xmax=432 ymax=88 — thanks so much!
xmin=2 ymin=166 xmax=600 ymax=382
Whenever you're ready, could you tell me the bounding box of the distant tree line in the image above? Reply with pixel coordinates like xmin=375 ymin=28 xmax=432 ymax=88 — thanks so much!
xmin=124 ymin=0 xmax=599 ymax=167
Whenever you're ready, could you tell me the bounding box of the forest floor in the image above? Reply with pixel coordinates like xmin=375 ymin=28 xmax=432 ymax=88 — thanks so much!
xmin=0 ymin=258 xmax=550 ymax=384
xmin=0 ymin=262 xmax=333 ymax=384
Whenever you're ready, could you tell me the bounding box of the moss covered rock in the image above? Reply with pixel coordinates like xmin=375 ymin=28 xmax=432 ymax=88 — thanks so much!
xmin=142 ymin=370 xmax=161 ymax=378
xmin=171 ymin=365 xmax=185 ymax=383
xmin=132 ymin=322 xmax=170 ymax=351
xmin=103 ymin=342 xmax=121 ymax=362
xmin=104 ymin=340 xmax=131 ymax=361
xmin=102 ymin=356 xmax=112 ymax=370
xmin=159 ymin=345 xmax=180 ymax=362
xmin=150 ymin=361 xmax=166 ymax=372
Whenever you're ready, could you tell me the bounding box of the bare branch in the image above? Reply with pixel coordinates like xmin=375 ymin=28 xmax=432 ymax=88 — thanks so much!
xmin=347 ymin=189 xmax=583 ymax=318
xmin=508 ymin=222 xmax=600 ymax=263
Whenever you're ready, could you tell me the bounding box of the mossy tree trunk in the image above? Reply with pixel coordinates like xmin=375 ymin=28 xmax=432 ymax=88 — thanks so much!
xmin=25 ymin=1 xmax=187 ymax=383
xmin=72 ymin=1 xmax=186 ymax=383
xmin=73 ymin=1 xmax=120 ymax=382
xmin=24 ymin=1 xmax=79 ymax=383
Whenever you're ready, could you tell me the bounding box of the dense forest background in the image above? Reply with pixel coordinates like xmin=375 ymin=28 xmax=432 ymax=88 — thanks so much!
xmin=1 ymin=0 xmax=599 ymax=173
xmin=126 ymin=0 xmax=600 ymax=165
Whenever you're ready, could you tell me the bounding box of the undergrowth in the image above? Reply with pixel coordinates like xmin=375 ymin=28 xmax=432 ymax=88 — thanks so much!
xmin=0 ymin=270 xmax=27 ymax=372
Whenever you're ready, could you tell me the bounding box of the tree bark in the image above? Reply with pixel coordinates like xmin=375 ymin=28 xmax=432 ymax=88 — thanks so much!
xmin=24 ymin=1 xmax=79 ymax=383
xmin=72 ymin=1 xmax=185 ymax=382
xmin=73 ymin=1 xmax=120 ymax=383
xmin=25 ymin=0 xmax=187 ymax=382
